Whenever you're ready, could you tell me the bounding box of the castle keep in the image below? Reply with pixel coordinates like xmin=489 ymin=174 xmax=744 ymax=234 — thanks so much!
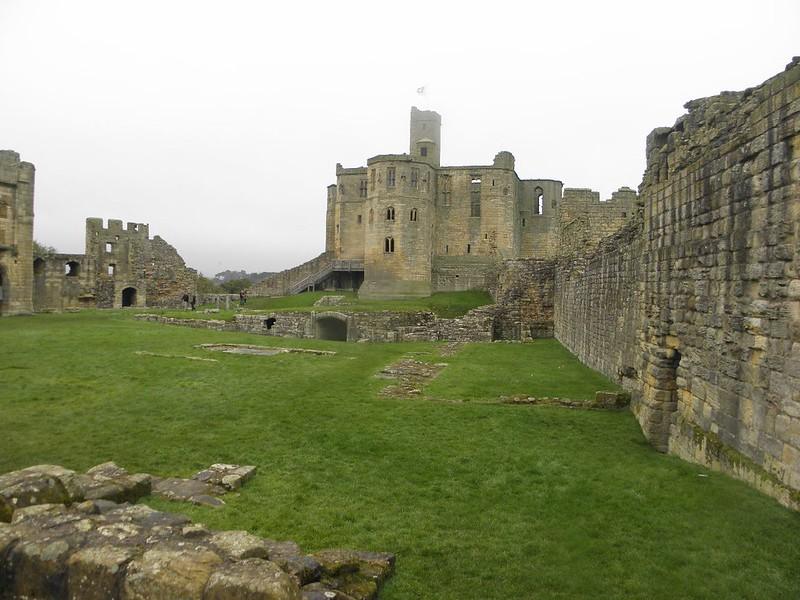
xmin=250 ymin=108 xmax=636 ymax=299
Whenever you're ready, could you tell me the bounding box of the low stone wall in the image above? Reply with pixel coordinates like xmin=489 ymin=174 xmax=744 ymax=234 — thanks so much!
xmin=0 ymin=464 xmax=395 ymax=599
xmin=136 ymin=307 xmax=496 ymax=343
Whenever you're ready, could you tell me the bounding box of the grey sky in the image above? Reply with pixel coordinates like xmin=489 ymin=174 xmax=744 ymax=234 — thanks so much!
xmin=1 ymin=0 xmax=797 ymax=276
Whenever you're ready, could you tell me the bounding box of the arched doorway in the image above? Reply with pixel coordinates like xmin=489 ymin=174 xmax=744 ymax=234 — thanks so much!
xmin=122 ymin=287 xmax=137 ymax=307
xmin=315 ymin=316 xmax=347 ymax=341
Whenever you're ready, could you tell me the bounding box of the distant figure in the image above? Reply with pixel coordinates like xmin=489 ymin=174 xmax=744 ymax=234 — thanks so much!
xmin=190 ymin=295 xmax=196 ymax=311
xmin=242 ymin=290 xmax=248 ymax=305
xmin=264 ymin=317 xmax=276 ymax=330
xmin=182 ymin=293 xmax=189 ymax=310
xmin=239 ymin=290 xmax=245 ymax=307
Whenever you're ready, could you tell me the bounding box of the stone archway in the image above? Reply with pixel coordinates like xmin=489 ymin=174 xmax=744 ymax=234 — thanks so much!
xmin=313 ymin=312 xmax=349 ymax=341
xmin=121 ymin=287 xmax=137 ymax=308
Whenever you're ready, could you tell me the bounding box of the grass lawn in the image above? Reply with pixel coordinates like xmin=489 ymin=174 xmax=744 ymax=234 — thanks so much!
xmin=1 ymin=311 xmax=798 ymax=599
xmin=154 ymin=290 xmax=494 ymax=321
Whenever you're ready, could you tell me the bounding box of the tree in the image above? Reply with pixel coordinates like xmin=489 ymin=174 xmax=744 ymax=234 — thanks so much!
xmin=220 ymin=278 xmax=251 ymax=294
xmin=33 ymin=241 xmax=57 ymax=258
xmin=196 ymin=274 xmax=221 ymax=294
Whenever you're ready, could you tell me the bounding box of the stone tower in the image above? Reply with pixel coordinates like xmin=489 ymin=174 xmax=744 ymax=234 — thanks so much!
xmin=0 ymin=150 xmax=35 ymax=316
xmin=359 ymin=110 xmax=441 ymax=299
xmin=409 ymin=107 xmax=441 ymax=168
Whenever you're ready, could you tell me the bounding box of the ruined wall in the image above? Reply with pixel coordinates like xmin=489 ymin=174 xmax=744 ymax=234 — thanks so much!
xmin=0 ymin=150 xmax=34 ymax=316
xmin=492 ymin=259 xmax=556 ymax=340
xmin=33 ymin=219 xmax=196 ymax=311
xmin=553 ymin=58 xmax=800 ymax=509
xmin=557 ymin=187 xmax=638 ymax=256
xmin=143 ymin=235 xmax=198 ymax=307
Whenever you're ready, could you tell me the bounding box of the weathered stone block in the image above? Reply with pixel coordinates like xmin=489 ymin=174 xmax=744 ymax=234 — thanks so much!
xmin=203 ymin=558 xmax=301 ymax=600
xmin=122 ymin=547 xmax=223 ymax=599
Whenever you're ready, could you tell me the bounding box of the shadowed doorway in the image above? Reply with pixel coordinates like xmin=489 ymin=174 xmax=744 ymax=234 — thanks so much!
xmin=122 ymin=287 xmax=137 ymax=307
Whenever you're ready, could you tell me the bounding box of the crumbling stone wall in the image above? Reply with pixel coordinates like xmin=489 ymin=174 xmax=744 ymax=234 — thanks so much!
xmin=33 ymin=219 xmax=197 ymax=311
xmin=552 ymin=58 xmax=800 ymax=509
xmin=0 ymin=150 xmax=34 ymax=316
xmin=491 ymin=259 xmax=555 ymax=340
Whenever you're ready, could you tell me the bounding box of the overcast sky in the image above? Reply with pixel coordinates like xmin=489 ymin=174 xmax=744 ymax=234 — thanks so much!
xmin=1 ymin=1 xmax=797 ymax=275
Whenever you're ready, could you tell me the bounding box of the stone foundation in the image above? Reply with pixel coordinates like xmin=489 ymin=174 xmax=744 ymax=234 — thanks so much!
xmin=0 ymin=464 xmax=395 ymax=599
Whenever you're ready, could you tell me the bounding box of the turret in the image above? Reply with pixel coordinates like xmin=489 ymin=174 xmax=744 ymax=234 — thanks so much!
xmin=409 ymin=107 xmax=441 ymax=168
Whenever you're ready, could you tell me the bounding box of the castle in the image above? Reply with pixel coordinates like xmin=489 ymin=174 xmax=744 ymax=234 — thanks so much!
xmin=1 ymin=58 xmax=798 ymax=512
xmin=250 ymin=108 xmax=638 ymax=299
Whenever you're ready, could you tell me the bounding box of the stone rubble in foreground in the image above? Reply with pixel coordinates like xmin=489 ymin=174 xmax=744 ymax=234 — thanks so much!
xmin=0 ymin=464 xmax=395 ymax=599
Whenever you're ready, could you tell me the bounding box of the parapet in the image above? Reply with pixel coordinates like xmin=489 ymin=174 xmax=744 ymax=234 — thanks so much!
xmin=367 ymin=153 xmax=414 ymax=165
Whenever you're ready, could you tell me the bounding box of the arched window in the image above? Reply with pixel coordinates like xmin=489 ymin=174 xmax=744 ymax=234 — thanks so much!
xmin=535 ymin=187 xmax=544 ymax=214
xmin=384 ymin=237 xmax=395 ymax=253
xmin=369 ymin=208 xmax=374 ymax=224
xmin=65 ymin=261 xmax=80 ymax=277
xmin=386 ymin=206 xmax=395 ymax=221
xmin=410 ymin=208 xmax=417 ymax=222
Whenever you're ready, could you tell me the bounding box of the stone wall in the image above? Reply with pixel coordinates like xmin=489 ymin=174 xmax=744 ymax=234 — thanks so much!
xmin=137 ymin=307 xmax=496 ymax=343
xmin=551 ymin=58 xmax=800 ymax=509
xmin=249 ymin=252 xmax=332 ymax=296
xmin=0 ymin=150 xmax=34 ymax=316
xmin=492 ymin=259 xmax=556 ymax=340
xmin=558 ymin=187 xmax=639 ymax=256
xmin=431 ymin=256 xmax=499 ymax=293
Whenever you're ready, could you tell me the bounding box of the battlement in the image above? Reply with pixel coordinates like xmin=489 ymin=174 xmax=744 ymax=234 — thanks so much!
xmin=562 ymin=187 xmax=638 ymax=208
xmin=86 ymin=217 xmax=150 ymax=239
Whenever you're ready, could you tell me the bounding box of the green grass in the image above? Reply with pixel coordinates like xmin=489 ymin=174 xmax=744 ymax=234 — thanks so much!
xmin=426 ymin=341 xmax=621 ymax=401
xmin=155 ymin=290 xmax=494 ymax=321
xmin=1 ymin=311 xmax=799 ymax=600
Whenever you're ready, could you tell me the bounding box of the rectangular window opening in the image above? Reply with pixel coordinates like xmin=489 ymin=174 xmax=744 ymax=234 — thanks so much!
xmin=387 ymin=167 xmax=396 ymax=188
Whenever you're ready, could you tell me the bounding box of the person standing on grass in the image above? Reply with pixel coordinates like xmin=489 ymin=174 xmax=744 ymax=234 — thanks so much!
xmin=239 ymin=290 xmax=245 ymax=307
xmin=190 ymin=295 xmax=196 ymax=311
xmin=182 ymin=292 xmax=189 ymax=310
